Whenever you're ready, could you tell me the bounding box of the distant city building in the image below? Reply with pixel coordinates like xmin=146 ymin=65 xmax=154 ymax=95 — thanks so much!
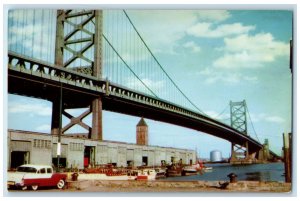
xmin=136 ymin=117 xmax=148 ymax=145
xmin=210 ymin=150 xmax=222 ymax=162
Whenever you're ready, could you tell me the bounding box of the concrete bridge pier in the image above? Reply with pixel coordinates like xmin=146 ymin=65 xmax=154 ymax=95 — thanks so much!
xmin=230 ymin=142 xmax=251 ymax=165
xmin=230 ymin=138 xmax=272 ymax=164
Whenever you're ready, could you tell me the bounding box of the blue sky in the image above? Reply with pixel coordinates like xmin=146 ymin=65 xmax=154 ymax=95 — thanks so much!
xmin=7 ymin=9 xmax=292 ymax=158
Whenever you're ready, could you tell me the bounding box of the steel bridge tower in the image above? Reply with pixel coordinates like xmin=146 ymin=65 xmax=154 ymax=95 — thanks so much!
xmin=51 ymin=10 xmax=103 ymax=140
xmin=230 ymin=100 xmax=249 ymax=163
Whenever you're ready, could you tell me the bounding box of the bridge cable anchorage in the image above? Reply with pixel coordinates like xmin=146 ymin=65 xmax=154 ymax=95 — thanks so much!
xmin=122 ymin=10 xmax=206 ymax=116
xmin=102 ymin=34 xmax=159 ymax=98
xmin=245 ymin=105 xmax=261 ymax=143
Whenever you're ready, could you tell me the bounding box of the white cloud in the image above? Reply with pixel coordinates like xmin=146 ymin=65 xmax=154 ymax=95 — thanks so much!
xmin=183 ymin=41 xmax=201 ymax=53
xmin=187 ymin=22 xmax=255 ymax=38
xmin=8 ymin=10 xmax=55 ymax=61
xmin=195 ymin=10 xmax=231 ymax=22
xmin=214 ymin=33 xmax=289 ymax=69
xmin=127 ymin=10 xmax=231 ymax=54
xmin=126 ymin=77 xmax=165 ymax=94
xmin=35 ymin=124 xmax=50 ymax=132
xmin=8 ymin=101 xmax=52 ymax=116
xmin=249 ymin=113 xmax=285 ymax=123
xmin=8 ymin=9 xmax=37 ymax=21
xmin=197 ymin=67 xmax=258 ymax=85
xmin=265 ymin=116 xmax=286 ymax=123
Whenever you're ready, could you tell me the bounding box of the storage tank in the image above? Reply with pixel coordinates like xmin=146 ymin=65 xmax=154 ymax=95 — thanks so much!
xmin=210 ymin=150 xmax=222 ymax=162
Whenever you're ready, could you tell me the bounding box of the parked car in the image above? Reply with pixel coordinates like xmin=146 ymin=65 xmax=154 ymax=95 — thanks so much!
xmin=7 ymin=164 xmax=67 ymax=191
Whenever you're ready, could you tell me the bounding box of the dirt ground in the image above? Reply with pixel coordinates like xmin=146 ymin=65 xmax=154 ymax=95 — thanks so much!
xmin=65 ymin=180 xmax=292 ymax=193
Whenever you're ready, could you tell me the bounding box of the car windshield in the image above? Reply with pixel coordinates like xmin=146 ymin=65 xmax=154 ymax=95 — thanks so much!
xmin=16 ymin=166 xmax=37 ymax=173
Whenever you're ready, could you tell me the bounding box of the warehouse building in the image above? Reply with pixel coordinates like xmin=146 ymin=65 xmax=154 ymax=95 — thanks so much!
xmin=7 ymin=128 xmax=196 ymax=170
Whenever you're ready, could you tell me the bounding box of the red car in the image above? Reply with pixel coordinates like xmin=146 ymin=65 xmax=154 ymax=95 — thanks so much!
xmin=7 ymin=164 xmax=67 ymax=191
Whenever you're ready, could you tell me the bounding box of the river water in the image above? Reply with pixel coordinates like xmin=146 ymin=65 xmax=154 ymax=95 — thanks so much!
xmin=162 ymin=162 xmax=285 ymax=182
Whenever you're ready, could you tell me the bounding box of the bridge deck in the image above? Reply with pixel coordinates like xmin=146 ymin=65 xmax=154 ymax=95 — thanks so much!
xmin=7 ymin=52 xmax=278 ymax=158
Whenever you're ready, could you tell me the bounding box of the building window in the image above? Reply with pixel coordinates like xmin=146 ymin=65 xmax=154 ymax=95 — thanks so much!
xmin=70 ymin=142 xmax=83 ymax=151
xmin=33 ymin=139 xmax=51 ymax=149
xmin=97 ymin=145 xmax=107 ymax=152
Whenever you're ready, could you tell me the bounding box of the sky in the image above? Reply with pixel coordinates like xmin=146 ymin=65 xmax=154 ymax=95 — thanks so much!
xmin=6 ymin=9 xmax=293 ymax=159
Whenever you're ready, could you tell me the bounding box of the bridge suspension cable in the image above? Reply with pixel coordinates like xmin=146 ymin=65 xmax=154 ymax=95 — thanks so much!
xmin=8 ymin=9 xmax=207 ymax=115
xmin=102 ymin=33 xmax=158 ymax=98
xmin=122 ymin=10 xmax=205 ymax=115
xmin=8 ymin=9 xmax=56 ymax=63
xmin=214 ymin=104 xmax=229 ymax=119
xmin=245 ymin=104 xmax=261 ymax=143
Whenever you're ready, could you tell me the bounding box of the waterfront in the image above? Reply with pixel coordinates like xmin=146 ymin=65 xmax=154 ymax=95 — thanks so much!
xmin=7 ymin=162 xmax=290 ymax=193
xmin=163 ymin=162 xmax=285 ymax=182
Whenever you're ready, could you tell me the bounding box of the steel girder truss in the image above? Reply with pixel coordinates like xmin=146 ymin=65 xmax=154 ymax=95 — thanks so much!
xmin=230 ymin=100 xmax=249 ymax=159
xmin=54 ymin=9 xmax=103 ymax=139
xmin=230 ymin=100 xmax=247 ymax=135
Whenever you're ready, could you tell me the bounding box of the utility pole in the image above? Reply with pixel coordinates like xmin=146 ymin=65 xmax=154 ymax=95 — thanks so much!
xmin=57 ymin=83 xmax=62 ymax=172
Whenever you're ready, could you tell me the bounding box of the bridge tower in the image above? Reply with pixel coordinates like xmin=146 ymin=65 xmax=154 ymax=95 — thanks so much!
xmin=51 ymin=10 xmax=103 ymax=140
xmin=230 ymin=100 xmax=250 ymax=164
xmin=258 ymin=139 xmax=270 ymax=161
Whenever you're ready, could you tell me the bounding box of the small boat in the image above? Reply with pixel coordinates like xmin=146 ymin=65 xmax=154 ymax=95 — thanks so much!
xmin=155 ymin=168 xmax=167 ymax=179
xmin=203 ymin=166 xmax=213 ymax=172
xmin=135 ymin=168 xmax=157 ymax=180
xmin=181 ymin=161 xmax=213 ymax=176
xmin=182 ymin=166 xmax=198 ymax=176
xmin=78 ymin=172 xmax=136 ymax=180
xmin=166 ymin=163 xmax=183 ymax=177
xmin=82 ymin=164 xmax=136 ymax=180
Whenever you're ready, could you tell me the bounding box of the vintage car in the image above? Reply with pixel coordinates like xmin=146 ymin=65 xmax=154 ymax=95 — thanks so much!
xmin=7 ymin=164 xmax=67 ymax=191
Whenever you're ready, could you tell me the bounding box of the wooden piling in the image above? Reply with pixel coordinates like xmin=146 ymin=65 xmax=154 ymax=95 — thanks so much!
xmin=282 ymin=133 xmax=292 ymax=183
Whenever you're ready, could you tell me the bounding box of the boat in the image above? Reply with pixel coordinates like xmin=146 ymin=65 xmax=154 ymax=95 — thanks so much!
xmin=155 ymin=168 xmax=167 ymax=179
xmin=181 ymin=165 xmax=198 ymax=176
xmin=135 ymin=168 xmax=157 ymax=180
xmin=81 ymin=164 xmax=136 ymax=180
xmin=203 ymin=166 xmax=213 ymax=172
xmin=78 ymin=172 xmax=136 ymax=180
xmin=166 ymin=163 xmax=183 ymax=177
xmin=181 ymin=161 xmax=213 ymax=176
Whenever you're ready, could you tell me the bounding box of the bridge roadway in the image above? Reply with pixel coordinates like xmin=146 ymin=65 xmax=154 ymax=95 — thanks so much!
xmin=7 ymin=51 xmax=278 ymax=157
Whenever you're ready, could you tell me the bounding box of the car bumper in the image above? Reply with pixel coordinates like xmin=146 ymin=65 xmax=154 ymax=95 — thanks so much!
xmin=7 ymin=181 xmax=24 ymax=188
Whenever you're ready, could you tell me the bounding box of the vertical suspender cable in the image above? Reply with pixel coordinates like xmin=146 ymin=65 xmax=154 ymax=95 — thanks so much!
xmin=123 ymin=10 xmax=205 ymax=115
xmin=246 ymin=105 xmax=261 ymax=143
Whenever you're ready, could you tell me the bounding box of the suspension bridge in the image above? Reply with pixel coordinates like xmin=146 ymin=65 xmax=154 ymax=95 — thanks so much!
xmin=7 ymin=9 xmax=279 ymax=162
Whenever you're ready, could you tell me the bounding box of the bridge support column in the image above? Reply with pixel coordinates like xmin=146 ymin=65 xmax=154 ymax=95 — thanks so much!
xmin=53 ymin=9 xmax=103 ymax=140
xmin=91 ymin=97 xmax=103 ymax=140
xmin=230 ymin=142 xmax=250 ymax=164
xmin=258 ymin=139 xmax=270 ymax=162
xmin=51 ymin=98 xmax=61 ymax=135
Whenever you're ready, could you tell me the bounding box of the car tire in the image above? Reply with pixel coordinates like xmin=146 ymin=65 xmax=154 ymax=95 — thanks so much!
xmin=31 ymin=185 xmax=38 ymax=191
xmin=57 ymin=179 xmax=65 ymax=189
